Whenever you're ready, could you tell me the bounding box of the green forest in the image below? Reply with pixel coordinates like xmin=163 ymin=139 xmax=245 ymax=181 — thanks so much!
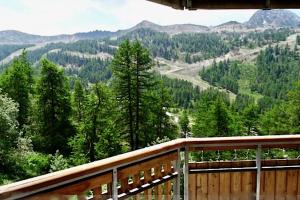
xmin=0 ymin=30 xmax=300 ymax=185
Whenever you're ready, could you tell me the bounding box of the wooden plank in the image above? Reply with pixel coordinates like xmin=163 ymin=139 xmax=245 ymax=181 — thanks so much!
xmin=52 ymin=172 xmax=112 ymax=195
xmin=165 ymin=180 xmax=172 ymax=200
xmin=3 ymin=136 xmax=300 ymax=200
xmin=164 ymin=162 xmax=172 ymax=176
xmin=154 ymin=185 xmax=163 ymax=200
xmin=208 ymin=163 xmax=220 ymax=200
xmin=106 ymin=183 xmax=112 ymax=199
xmin=242 ymin=161 xmax=255 ymax=200
xmin=155 ymin=165 xmax=162 ymax=179
xmin=133 ymin=173 xmax=141 ymax=189
xmin=231 ymin=162 xmax=242 ymax=200
xmin=260 ymin=171 xmax=266 ymax=200
xmin=264 ymin=170 xmax=276 ymax=200
xmin=118 ymin=152 xmax=178 ymax=180
xmin=219 ymin=162 xmax=231 ymax=200
xmin=197 ymin=163 xmax=208 ymax=200
xmin=297 ymin=169 xmax=300 ymax=200
xmin=286 ymin=170 xmax=298 ymax=200
xmin=92 ymin=187 xmax=101 ymax=200
xmin=275 ymin=160 xmax=287 ymax=200
xmin=120 ymin=178 xmax=129 ymax=194
xmin=144 ymin=188 xmax=152 ymax=200
xmin=144 ymin=168 xmax=153 ymax=200
xmin=189 ymin=174 xmax=197 ymax=200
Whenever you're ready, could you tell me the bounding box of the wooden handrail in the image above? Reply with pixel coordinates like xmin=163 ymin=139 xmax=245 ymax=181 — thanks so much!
xmin=1 ymin=135 xmax=300 ymax=199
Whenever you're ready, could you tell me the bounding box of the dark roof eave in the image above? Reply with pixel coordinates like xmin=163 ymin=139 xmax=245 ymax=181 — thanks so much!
xmin=147 ymin=0 xmax=300 ymax=10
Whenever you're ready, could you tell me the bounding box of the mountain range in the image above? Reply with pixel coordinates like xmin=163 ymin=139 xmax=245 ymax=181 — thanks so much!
xmin=0 ymin=9 xmax=300 ymax=45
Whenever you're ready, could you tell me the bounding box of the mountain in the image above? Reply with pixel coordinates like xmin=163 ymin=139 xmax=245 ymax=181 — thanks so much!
xmin=245 ymin=10 xmax=300 ymax=28
xmin=0 ymin=30 xmax=115 ymax=45
xmin=212 ymin=21 xmax=247 ymax=32
xmin=1 ymin=10 xmax=300 ymax=45
xmin=122 ymin=20 xmax=210 ymax=35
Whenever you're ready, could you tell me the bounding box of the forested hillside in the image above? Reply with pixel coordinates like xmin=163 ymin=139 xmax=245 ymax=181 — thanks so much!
xmin=200 ymin=45 xmax=300 ymax=100
xmin=0 ymin=18 xmax=300 ymax=185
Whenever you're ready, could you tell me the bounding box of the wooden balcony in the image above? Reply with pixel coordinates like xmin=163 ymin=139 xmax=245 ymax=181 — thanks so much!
xmin=1 ymin=135 xmax=300 ymax=200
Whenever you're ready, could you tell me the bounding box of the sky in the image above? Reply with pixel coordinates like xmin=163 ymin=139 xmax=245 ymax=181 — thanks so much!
xmin=0 ymin=0 xmax=300 ymax=36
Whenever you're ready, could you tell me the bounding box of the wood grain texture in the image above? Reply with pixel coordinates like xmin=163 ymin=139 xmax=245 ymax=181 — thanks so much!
xmin=197 ymin=163 xmax=208 ymax=200
xmin=2 ymin=135 xmax=300 ymax=199
xmin=219 ymin=162 xmax=231 ymax=200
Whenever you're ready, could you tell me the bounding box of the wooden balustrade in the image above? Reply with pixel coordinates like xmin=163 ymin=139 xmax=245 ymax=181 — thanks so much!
xmin=1 ymin=135 xmax=300 ymax=200
xmin=189 ymin=160 xmax=300 ymax=200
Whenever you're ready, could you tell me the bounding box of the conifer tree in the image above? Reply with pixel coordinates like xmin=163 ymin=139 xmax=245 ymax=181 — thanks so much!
xmin=179 ymin=110 xmax=190 ymax=138
xmin=37 ymin=59 xmax=74 ymax=154
xmin=112 ymin=40 xmax=155 ymax=150
xmin=0 ymin=51 xmax=32 ymax=128
xmin=111 ymin=40 xmax=135 ymax=150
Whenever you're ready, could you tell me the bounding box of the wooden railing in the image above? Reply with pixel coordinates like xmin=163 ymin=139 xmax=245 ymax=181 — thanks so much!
xmin=1 ymin=135 xmax=300 ymax=200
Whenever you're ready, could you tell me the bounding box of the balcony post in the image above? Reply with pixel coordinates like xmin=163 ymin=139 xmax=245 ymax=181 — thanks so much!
xmin=256 ymin=145 xmax=262 ymax=200
xmin=174 ymin=148 xmax=181 ymax=200
xmin=184 ymin=146 xmax=189 ymax=200
xmin=113 ymin=168 xmax=118 ymax=200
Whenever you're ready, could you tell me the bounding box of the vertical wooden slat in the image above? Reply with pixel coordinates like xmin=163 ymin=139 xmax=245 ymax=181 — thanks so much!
xmin=144 ymin=169 xmax=152 ymax=200
xmin=165 ymin=180 xmax=172 ymax=200
xmin=231 ymin=162 xmax=242 ymax=200
xmin=92 ymin=187 xmax=101 ymax=200
xmin=189 ymin=173 xmax=197 ymax=200
xmin=154 ymin=165 xmax=162 ymax=200
xmin=145 ymin=188 xmax=153 ymax=200
xmin=107 ymin=183 xmax=112 ymax=199
xmin=297 ymin=169 xmax=300 ymax=200
xmin=275 ymin=160 xmax=287 ymax=200
xmin=120 ymin=178 xmax=129 ymax=194
xmin=242 ymin=161 xmax=255 ymax=200
xmin=264 ymin=170 xmax=276 ymax=200
xmin=78 ymin=194 xmax=86 ymax=200
xmin=164 ymin=162 xmax=172 ymax=200
xmin=197 ymin=163 xmax=208 ymax=200
xmin=154 ymin=185 xmax=163 ymax=200
xmin=208 ymin=162 xmax=220 ymax=200
xmin=133 ymin=173 xmax=141 ymax=200
xmin=286 ymin=169 xmax=298 ymax=200
xmin=260 ymin=170 xmax=266 ymax=200
xmin=219 ymin=162 xmax=231 ymax=200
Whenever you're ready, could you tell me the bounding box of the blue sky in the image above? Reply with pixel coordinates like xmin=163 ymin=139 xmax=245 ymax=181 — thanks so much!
xmin=0 ymin=0 xmax=300 ymax=35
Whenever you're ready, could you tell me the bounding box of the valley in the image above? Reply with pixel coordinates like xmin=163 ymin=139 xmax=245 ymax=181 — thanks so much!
xmin=1 ymin=8 xmax=300 ymax=185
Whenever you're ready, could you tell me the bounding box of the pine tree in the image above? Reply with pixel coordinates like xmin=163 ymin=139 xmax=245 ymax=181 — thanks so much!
xmin=69 ymin=83 xmax=124 ymax=163
xmin=212 ymin=98 xmax=230 ymax=137
xmin=112 ymin=40 xmax=154 ymax=150
xmin=131 ymin=41 xmax=153 ymax=149
xmin=73 ymin=80 xmax=85 ymax=123
xmin=111 ymin=40 xmax=135 ymax=150
xmin=288 ymin=81 xmax=300 ymax=133
xmin=0 ymin=51 xmax=32 ymax=128
xmin=37 ymin=59 xmax=74 ymax=155
xmin=146 ymin=81 xmax=177 ymax=143
xmin=179 ymin=110 xmax=190 ymax=138
xmin=242 ymin=104 xmax=259 ymax=135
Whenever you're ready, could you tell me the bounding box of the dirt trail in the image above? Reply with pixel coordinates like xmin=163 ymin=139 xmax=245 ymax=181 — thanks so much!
xmin=0 ymin=44 xmax=47 ymax=65
xmin=156 ymin=33 xmax=299 ymax=100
